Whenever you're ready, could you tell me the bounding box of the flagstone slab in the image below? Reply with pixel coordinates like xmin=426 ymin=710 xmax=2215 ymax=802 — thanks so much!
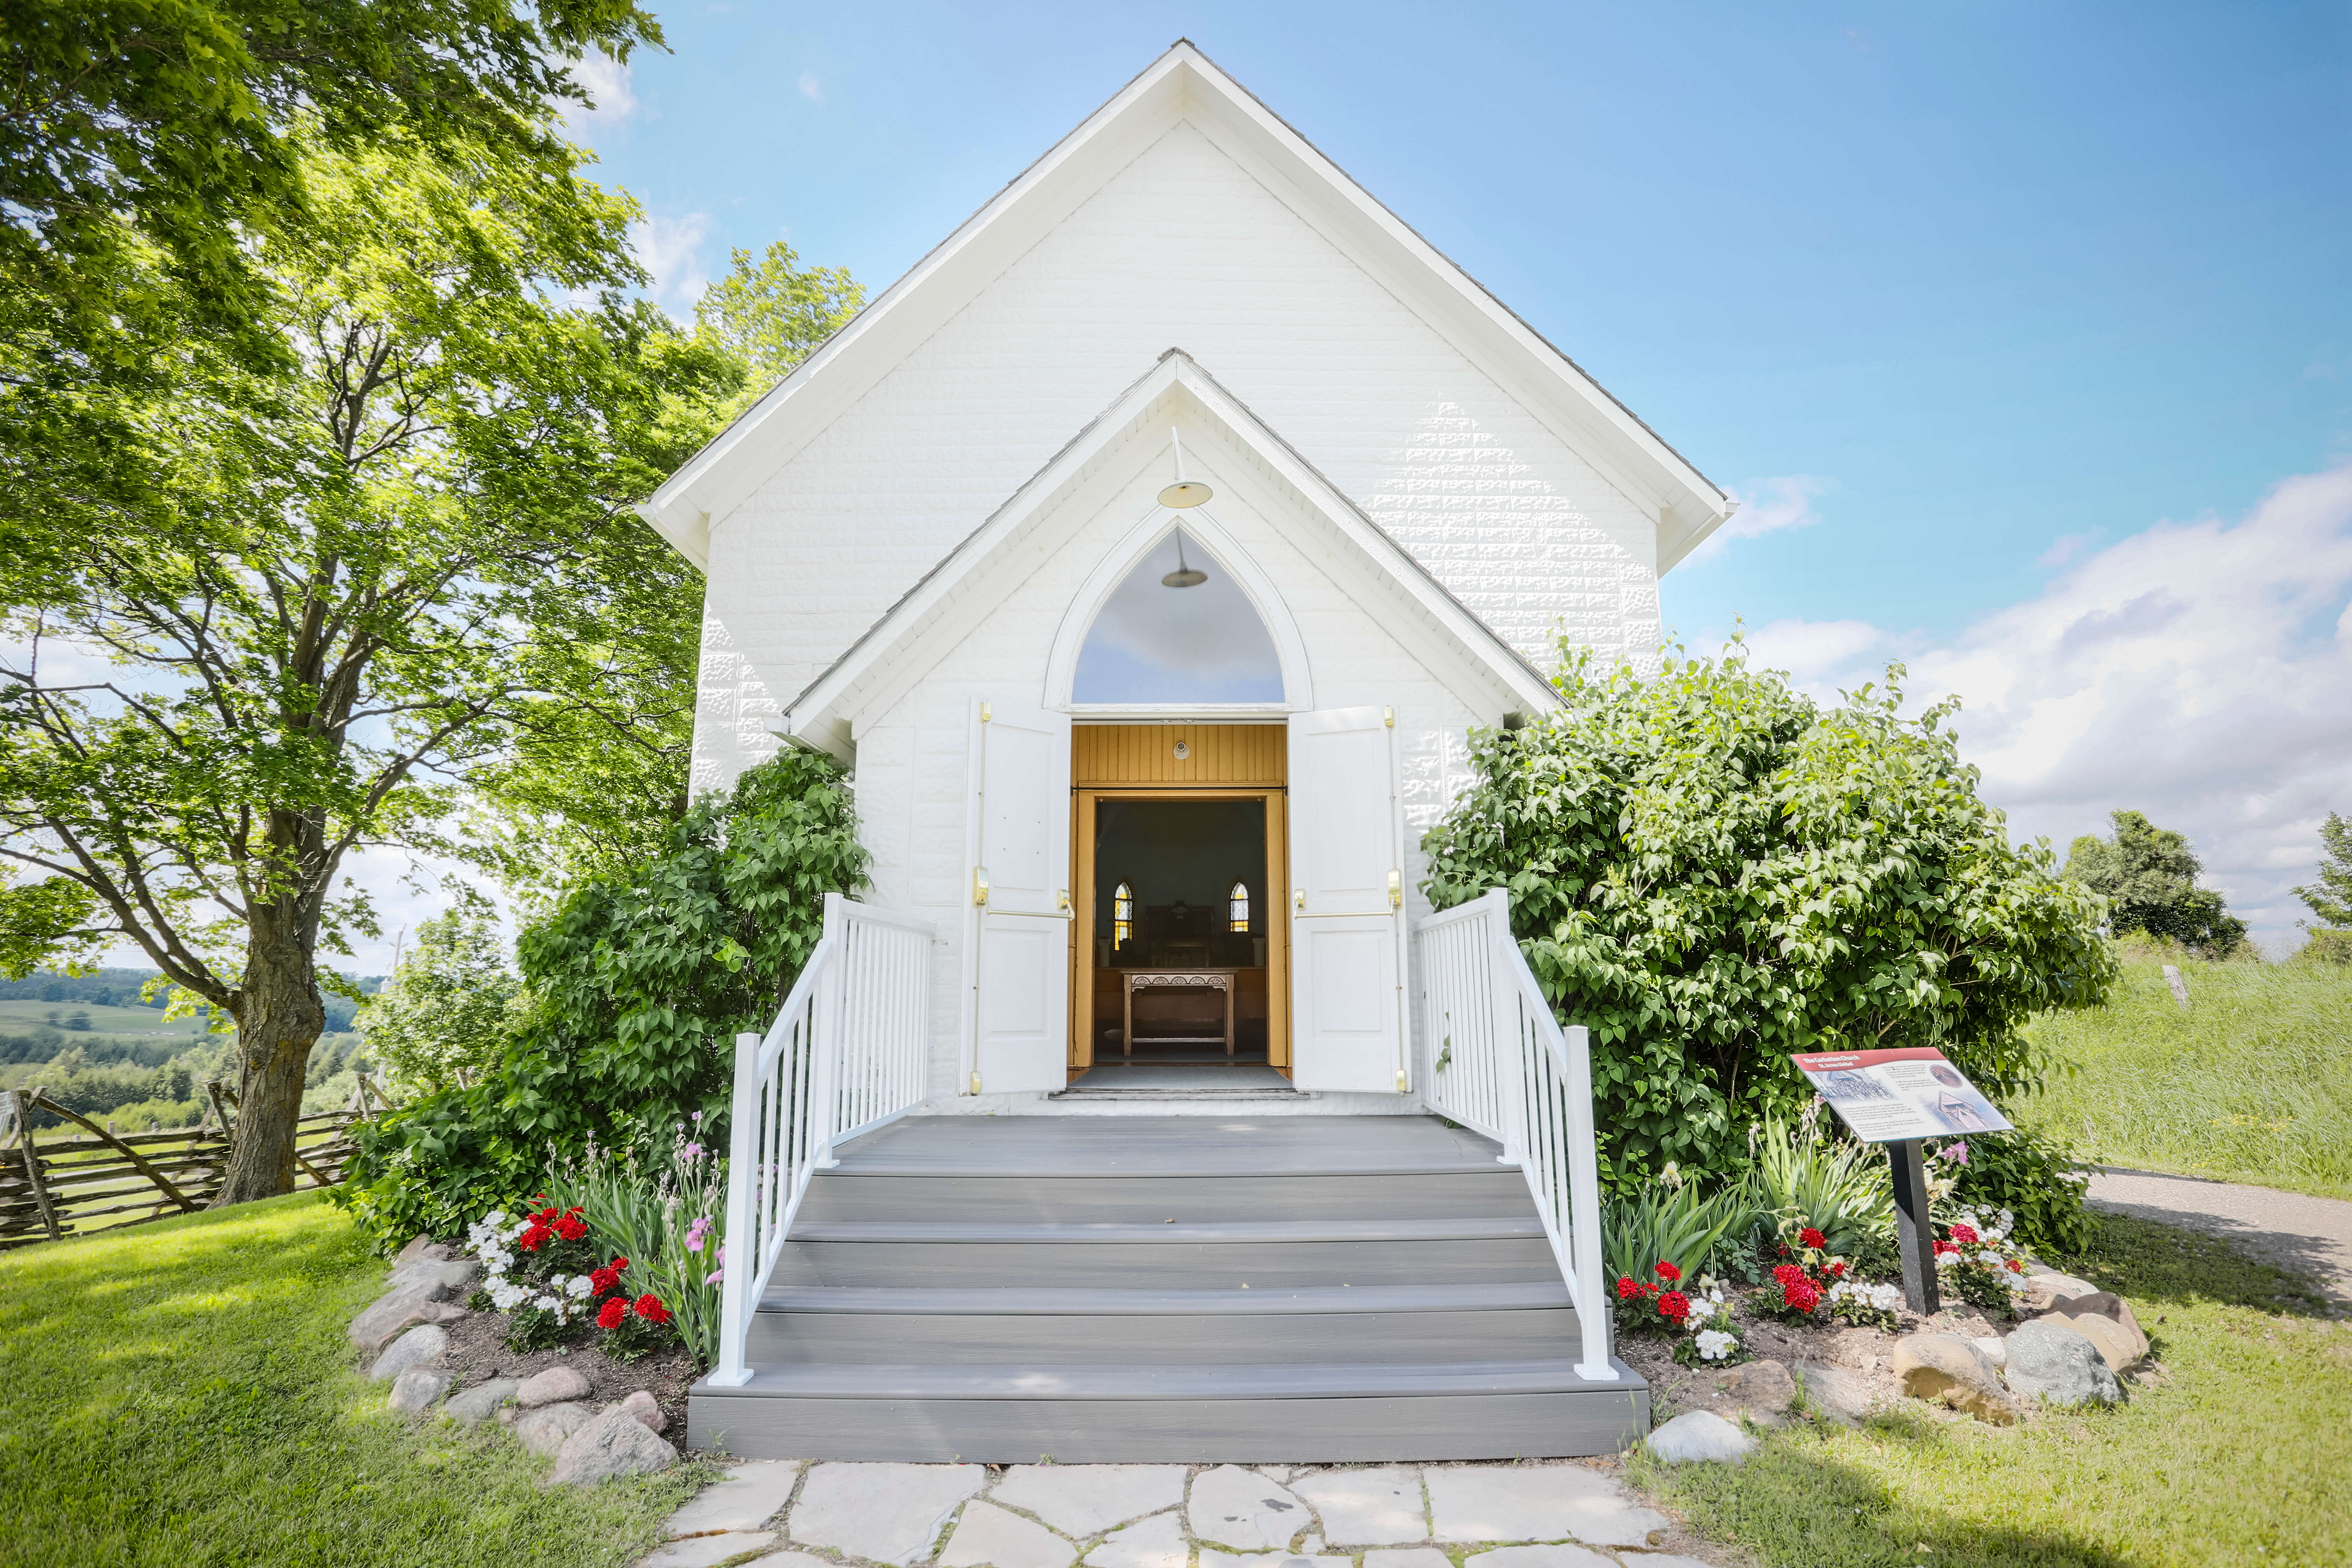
xmin=663 ymin=1461 xmax=803 ymax=1537
xmin=940 ymin=1500 xmax=1077 ymax=1568
xmin=1188 ymin=1465 xmax=1307 ymax=1550
xmin=1081 ymin=1512 xmax=1189 ymax=1568
xmin=995 ymin=1465 xmax=1188 ymax=1538
xmin=636 ymin=1533 xmax=778 ymax=1568
xmin=1462 ymin=1546 xmax=1618 ymax=1568
xmin=789 ymin=1463 xmax=987 ymax=1566
xmin=1425 ymin=1465 xmax=1665 ymax=1548
xmin=1364 ymin=1549 xmax=1455 ymax=1568
xmin=1291 ymin=1466 xmax=1427 ymax=1545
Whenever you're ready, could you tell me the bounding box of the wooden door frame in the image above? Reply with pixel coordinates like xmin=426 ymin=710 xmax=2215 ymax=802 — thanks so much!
xmin=1070 ymin=786 xmax=1290 ymax=1076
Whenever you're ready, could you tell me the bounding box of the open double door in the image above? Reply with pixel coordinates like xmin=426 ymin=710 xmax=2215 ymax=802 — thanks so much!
xmin=960 ymin=702 xmax=1409 ymax=1097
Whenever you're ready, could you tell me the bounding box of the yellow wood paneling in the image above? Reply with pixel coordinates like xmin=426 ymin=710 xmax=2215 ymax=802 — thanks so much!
xmin=1071 ymin=724 xmax=1286 ymax=788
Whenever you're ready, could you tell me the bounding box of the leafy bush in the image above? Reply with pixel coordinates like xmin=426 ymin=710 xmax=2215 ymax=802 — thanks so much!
xmin=543 ymin=1122 xmax=727 ymax=1368
xmin=1602 ymin=1180 xmax=1750 ymax=1289
xmin=360 ymin=910 xmax=520 ymax=1094
xmin=1421 ymin=644 xmax=2116 ymax=1193
xmin=1745 ymin=1109 xmax=1894 ymax=1261
xmin=336 ymin=749 xmax=866 ymax=1247
xmin=1944 ymin=1126 xmax=2096 ymax=1255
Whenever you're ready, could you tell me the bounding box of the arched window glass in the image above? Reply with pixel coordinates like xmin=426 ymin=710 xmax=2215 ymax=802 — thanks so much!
xmin=1228 ymin=880 xmax=1250 ymax=932
xmin=1113 ymin=882 xmax=1135 ymax=951
xmin=1073 ymin=528 xmax=1283 ymax=704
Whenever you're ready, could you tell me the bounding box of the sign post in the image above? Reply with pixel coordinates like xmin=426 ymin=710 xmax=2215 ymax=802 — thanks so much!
xmin=1789 ymin=1046 xmax=2013 ymax=1317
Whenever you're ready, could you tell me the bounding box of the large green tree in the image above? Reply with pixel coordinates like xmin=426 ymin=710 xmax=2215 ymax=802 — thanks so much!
xmin=0 ymin=129 xmax=733 ymax=1204
xmin=2294 ymin=811 xmax=2352 ymax=930
xmin=1421 ymin=645 xmax=2117 ymax=1189
xmin=2063 ymin=808 xmax=2248 ymax=955
xmin=1 ymin=0 xmax=659 ymax=370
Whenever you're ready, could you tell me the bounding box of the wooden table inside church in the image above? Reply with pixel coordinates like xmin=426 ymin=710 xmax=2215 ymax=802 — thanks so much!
xmin=1120 ymin=969 xmax=1238 ymax=1057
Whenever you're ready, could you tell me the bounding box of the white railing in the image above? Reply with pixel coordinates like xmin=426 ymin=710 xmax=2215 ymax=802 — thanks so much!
xmin=710 ymin=892 xmax=932 ymax=1387
xmin=1415 ymin=888 xmax=1616 ymax=1380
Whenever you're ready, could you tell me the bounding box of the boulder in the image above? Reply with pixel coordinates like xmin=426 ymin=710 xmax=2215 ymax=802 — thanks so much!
xmin=386 ymin=1368 xmax=454 ymax=1413
xmin=2047 ymin=1311 xmax=2144 ymax=1373
xmin=366 ymin=1324 xmax=447 ymax=1383
xmin=513 ymin=1401 xmax=594 ymax=1455
xmin=2046 ymin=1292 xmax=2150 ymax=1360
xmin=1707 ymin=1359 xmax=1796 ymax=1422
xmin=1971 ymin=1336 xmax=2008 ymax=1370
xmin=1792 ymin=1362 xmax=1873 ymax=1426
xmin=2020 ymin=1271 xmax=2101 ymax=1312
xmin=516 ymin=1365 xmax=592 ymax=1409
xmin=611 ymin=1390 xmax=667 ymax=1434
xmin=2004 ymin=1320 xmax=2123 ymax=1407
xmin=391 ymin=1235 xmax=454 ymax=1268
xmin=387 ymin=1257 xmax=480 ymax=1295
xmin=442 ymin=1378 xmax=520 ymax=1427
xmin=1644 ymin=1410 xmax=1754 ymax=1464
xmin=548 ymin=1405 xmax=680 ymax=1486
xmin=348 ymin=1276 xmax=459 ymax=1358
xmin=1890 ymin=1334 xmax=2018 ymax=1425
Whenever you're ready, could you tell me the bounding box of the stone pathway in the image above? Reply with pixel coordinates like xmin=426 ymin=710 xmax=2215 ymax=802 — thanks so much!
xmin=631 ymin=1460 xmax=1729 ymax=1568
xmin=2087 ymin=1166 xmax=2352 ymax=1304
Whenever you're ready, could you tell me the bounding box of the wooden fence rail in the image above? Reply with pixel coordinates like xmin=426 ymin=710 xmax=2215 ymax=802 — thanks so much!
xmin=0 ymin=1076 xmax=395 ymax=1250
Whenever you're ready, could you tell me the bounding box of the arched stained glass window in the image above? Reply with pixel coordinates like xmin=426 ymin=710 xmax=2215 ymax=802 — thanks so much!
xmin=1072 ymin=528 xmax=1283 ymax=704
xmin=1113 ymin=881 xmax=1135 ymax=951
xmin=1228 ymin=880 xmax=1250 ymax=932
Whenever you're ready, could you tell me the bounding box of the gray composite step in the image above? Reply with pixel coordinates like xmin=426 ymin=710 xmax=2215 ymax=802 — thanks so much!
xmin=785 ymin=1216 xmax=1546 ymax=1245
xmin=768 ymin=1235 xmax=1558 ymax=1288
xmin=822 ymin=1114 xmax=1510 ymax=1176
xmin=794 ymin=1170 xmax=1536 ymax=1225
xmin=706 ymin=1357 xmax=1627 ymax=1400
xmin=757 ymin=1280 xmax=1574 ymax=1314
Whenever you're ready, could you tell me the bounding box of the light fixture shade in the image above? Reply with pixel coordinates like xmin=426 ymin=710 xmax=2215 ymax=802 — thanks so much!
xmin=1157 ymin=479 xmax=1213 ymax=508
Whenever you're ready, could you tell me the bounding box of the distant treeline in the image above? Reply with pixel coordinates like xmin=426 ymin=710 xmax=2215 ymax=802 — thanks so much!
xmin=0 ymin=968 xmax=385 ymax=1034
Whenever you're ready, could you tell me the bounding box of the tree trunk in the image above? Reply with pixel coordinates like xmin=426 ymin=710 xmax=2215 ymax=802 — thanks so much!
xmin=212 ymin=922 xmax=327 ymax=1206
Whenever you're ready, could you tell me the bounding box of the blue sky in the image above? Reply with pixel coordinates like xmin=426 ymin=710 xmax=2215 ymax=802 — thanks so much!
xmin=317 ymin=1 xmax=2352 ymax=970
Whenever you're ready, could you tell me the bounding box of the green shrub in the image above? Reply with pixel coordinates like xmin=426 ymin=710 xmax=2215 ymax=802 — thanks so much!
xmin=1744 ymin=1110 xmax=1894 ymax=1260
xmin=1421 ymin=643 xmax=2116 ymax=1192
xmin=336 ymin=749 xmax=867 ymax=1248
xmin=1945 ymin=1125 xmax=2096 ymax=1255
xmin=1602 ymin=1179 xmax=1751 ymax=1289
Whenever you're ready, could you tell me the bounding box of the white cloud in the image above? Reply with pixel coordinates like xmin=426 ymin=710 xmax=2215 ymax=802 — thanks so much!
xmin=562 ymin=53 xmax=637 ymax=134
xmin=798 ymin=70 xmax=824 ymax=103
xmin=630 ymin=212 xmax=712 ymax=321
xmin=1745 ymin=463 xmax=2352 ymax=953
xmin=1687 ymin=475 xmax=1832 ymax=563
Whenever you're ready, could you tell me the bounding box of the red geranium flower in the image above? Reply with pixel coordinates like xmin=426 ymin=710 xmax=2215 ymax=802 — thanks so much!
xmin=1827 ymin=1260 xmax=1848 ymax=1279
xmin=1772 ymin=1262 xmax=1804 ymax=1287
xmin=588 ymin=1264 xmax=622 ymax=1297
xmin=633 ymin=1293 xmax=671 ymax=1325
xmin=1783 ymin=1279 xmax=1820 ymax=1314
xmin=596 ymin=1297 xmax=629 ymax=1330
xmin=1657 ymin=1291 xmax=1690 ymax=1323
xmin=554 ymin=1211 xmax=587 ymax=1242
xmin=1799 ymin=1227 xmax=1828 ymax=1251
xmin=1616 ymin=1276 xmax=1642 ymax=1300
xmin=517 ymin=1224 xmax=550 ymax=1253
xmin=1653 ymin=1261 xmax=1682 ymax=1283
xmin=1950 ymin=1223 xmax=1980 ymax=1246
xmin=2007 ymin=1258 xmax=2025 ymax=1273
xmin=1933 ymin=1239 xmax=1960 ymax=1257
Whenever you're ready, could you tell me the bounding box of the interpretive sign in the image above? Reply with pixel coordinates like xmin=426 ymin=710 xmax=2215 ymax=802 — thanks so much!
xmin=1790 ymin=1046 xmax=2011 ymax=1144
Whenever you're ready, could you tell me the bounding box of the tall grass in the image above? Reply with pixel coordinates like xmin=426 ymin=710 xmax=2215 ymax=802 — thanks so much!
xmin=2018 ymin=951 xmax=2352 ymax=1199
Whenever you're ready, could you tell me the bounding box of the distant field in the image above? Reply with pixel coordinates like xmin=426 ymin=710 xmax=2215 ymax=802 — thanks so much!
xmin=2018 ymin=953 xmax=2352 ymax=1200
xmin=0 ymin=999 xmax=209 ymax=1038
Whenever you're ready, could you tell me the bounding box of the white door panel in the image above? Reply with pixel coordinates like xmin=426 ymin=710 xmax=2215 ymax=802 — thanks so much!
xmin=967 ymin=700 xmax=1071 ymax=1094
xmin=1288 ymin=706 xmax=1407 ymax=1093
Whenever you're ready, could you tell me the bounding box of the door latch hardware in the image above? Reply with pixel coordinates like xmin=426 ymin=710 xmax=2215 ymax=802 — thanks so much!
xmin=980 ymin=702 xmax=992 ymax=722
xmin=970 ymin=1072 xmax=982 ymax=1094
xmin=973 ymin=866 xmax=990 ymax=906
xmin=1294 ymin=890 xmax=1306 ymax=910
xmin=1388 ymin=869 xmax=1403 ymax=909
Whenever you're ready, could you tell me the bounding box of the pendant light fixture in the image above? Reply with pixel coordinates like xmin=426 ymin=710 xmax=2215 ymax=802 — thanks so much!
xmin=1157 ymin=428 xmax=1213 ymax=509
xmin=1161 ymin=533 xmax=1207 ymax=588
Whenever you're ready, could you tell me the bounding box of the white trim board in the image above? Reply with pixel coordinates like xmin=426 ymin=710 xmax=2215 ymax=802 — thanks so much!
xmin=636 ymin=41 xmax=1731 ymax=572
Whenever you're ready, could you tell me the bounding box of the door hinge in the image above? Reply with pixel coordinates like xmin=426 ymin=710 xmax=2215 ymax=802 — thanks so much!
xmin=980 ymin=701 xmax=992 ymax=722
xmin=970 ymin=1071 xmax=982 ymax=1094
xmin=1396 ymin=1068 xmax=1409 ymax=1093
xmin=1057 ymin=888 xmax=1071 ymax=911
xmin=1294 ymin=889 xmax=1306 ymax=910
xmin=973 ymin=866 xmax=990 ymax=906
xmin=1383 ymin=706 xmax=1395 ymax=727
xmin=1388 ymin=869 xmax=1403 ymax=909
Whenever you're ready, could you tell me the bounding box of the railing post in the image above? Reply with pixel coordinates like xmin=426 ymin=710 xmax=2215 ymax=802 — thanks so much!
xmin=808 ymin=892 xmax=848 ymax=1171
xmin=710 ymin=1029 xmax=762 ymax=1388
xmin=1485 ymin=892 xmax=1526 ymax=1169
xmin=1562 ymin=1022 xmax=1617 ymax=1380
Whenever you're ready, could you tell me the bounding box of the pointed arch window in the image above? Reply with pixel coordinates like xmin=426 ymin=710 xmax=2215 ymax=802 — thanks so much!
xmin=1072 ymin=528 xmax=1283 ymax=704
xmin=1112 ymin=881 xmax=1135 ymax=952
xmin=1228 ymin=880 xmax=1251 ymax=933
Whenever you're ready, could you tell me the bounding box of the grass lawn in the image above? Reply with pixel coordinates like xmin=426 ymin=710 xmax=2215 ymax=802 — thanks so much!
xmin=0 ymin=1192 xmax=709 ymax=1568
xmin=2017 ymin=954 xmax=2352 ymax=1201
xmin=1630 ymin=1212 xmax=2352 ymax=1567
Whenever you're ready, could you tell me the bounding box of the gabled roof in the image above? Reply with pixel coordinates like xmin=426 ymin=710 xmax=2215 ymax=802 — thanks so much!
xmin=777 ymin=350 xmax=1562 ymax=757
xmin=638 ymin=40 xmax=1732 ymax=572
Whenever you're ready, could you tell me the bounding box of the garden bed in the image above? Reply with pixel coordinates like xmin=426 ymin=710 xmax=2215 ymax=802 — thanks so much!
xmin=434 ymin=1295 xmax=699 ymax=1442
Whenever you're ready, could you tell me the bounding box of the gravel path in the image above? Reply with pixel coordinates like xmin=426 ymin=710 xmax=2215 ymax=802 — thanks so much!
xmin=2086 ymin=1166 xmax=2352 ymax=1303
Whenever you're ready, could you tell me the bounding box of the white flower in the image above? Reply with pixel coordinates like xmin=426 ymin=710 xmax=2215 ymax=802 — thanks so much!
xmin=1696 ymin=1329 xmax=1736 ymax=1361
xmin=1686 ymin=1299 xmax=1715 ymax=1324
xmin=564 ymin=1274 xmax=592 ymax=1299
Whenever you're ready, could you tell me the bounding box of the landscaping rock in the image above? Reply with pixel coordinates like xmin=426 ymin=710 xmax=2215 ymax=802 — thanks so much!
xmin=512 ymin=1401 xmax=593 ymax=1455
xmin=348 ymin=1278 xmax=457 ymax=1358
xmin=663 ymin=1461 xmax=803 ymax=1536
xmin=2021 ymin=1271 xmax=2101 ymax=1311
xmin=789 ymin=1463 xmax=986 ymax=1566
xmin=366 ymin=1324 xmax=447 ymax=1382
xmin=386 ymin=1368 xmax=453 ymax=1413
xmin=1972 ymin=1336 xmax=2008 ymax=1369
xmin=940 ymin=1500 xmax=1076 ymax=1568
xmin=1083 ymin=1512 xmax=1190 ymax=1568
xmin=1644 ymin=1410 xmax=1755 ymax=1464
xmin=1293 ymin=1465 xmax=1429 ymax=1545
xmin=1708 ymin=1357 xmax=1797 ymax=1420
xmin=1794 ymin=1362 xmax=1873 ymax=1425
xmin=2048 ymin=1310 xmax=2144 ymax=1373
xmin=996 ymin=1464 xmax=1187 ymax=1538
xmin=1188 ymin=1465 xmax=1306 ymax=1550
xmin=516 ymin=1365 xmax=592 ymax=1409
xmin=1425 ymin=1463 xmax=1665 ymax=1544
xmin=2005 ymin=1319 xmax=2124 ymax=1407
xmin=392 ymin=1236 xmax=454 ymax=1268
xmin=548 ymin=1405 xmax=679 ymax=1486
xmin=387 ymin=1257 xmax=480 ymax=1295
xmin=2046 ymin=1292 xmax=2150 ymax=1365
xmin=441 ymin=1378 xmax=518 ymax=1428
xmin=609 ymin=1390 xmax=666 ymax=1433
xmin=1891 ymin=1333 xmax=2018 ymax=1425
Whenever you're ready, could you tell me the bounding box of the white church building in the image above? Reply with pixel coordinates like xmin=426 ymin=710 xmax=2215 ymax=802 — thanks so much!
xmin=649 ymin=43 xmax=1731 ymax=1461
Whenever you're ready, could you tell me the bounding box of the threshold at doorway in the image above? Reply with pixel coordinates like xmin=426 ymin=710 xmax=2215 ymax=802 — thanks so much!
xmin=1052 ymin=1061 xmax=1310 ymax=1100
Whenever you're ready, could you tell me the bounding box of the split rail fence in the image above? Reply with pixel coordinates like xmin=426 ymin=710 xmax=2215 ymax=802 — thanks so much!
xmin=0 ymin=1076 xmax=394 ymax=1249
